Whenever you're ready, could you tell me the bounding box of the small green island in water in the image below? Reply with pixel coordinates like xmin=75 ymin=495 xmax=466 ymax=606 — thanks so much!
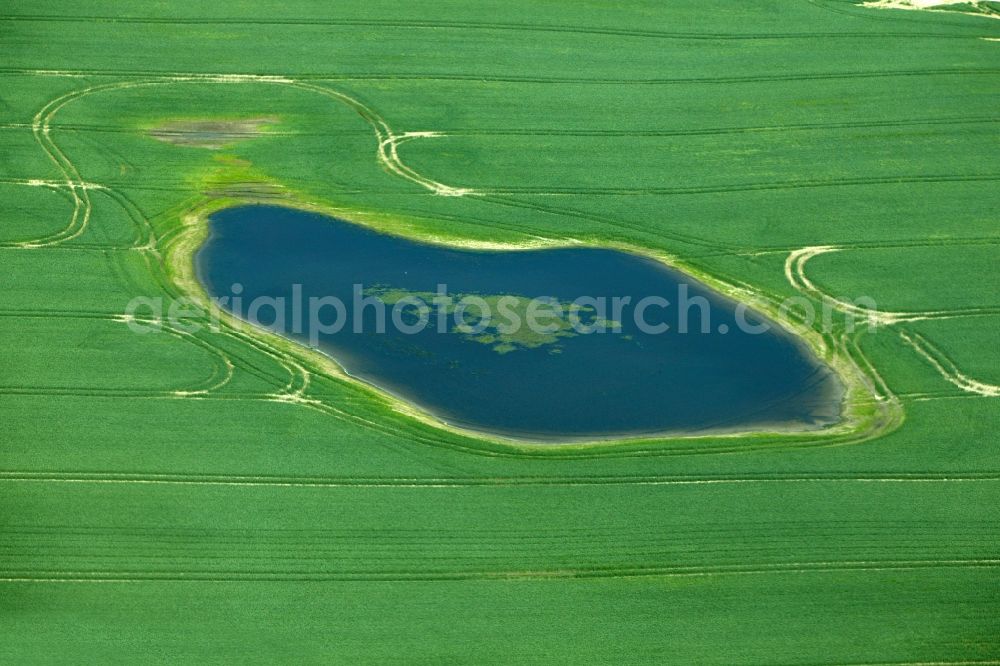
xmin=364 ymin=286 xmax=624 ymax=354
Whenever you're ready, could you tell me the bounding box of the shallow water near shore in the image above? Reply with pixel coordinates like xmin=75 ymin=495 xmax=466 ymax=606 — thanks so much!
xmin=196 ymin=204 xmax=844 ymax=441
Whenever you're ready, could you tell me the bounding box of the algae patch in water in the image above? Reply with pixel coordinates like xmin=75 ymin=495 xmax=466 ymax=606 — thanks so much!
xmin=364 ymin=286 xmax=622 ymax=354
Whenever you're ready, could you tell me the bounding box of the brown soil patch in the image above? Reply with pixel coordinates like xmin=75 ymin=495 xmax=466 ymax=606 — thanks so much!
xmin=149 ymin=117 xmax=278 ymax=148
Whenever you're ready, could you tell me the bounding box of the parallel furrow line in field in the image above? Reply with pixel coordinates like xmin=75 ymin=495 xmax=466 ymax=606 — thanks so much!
xmin=474 ymin=174 xmax=1000 ymax=196
xmin=2 ymin=471 xmax=998 ymax=488
xmin=3 ymin=14 xmax=994 ymax=40
xmin=225 ymin=68 xmax=1000 ymax=85
xmin=0 ymin=388 xmax=272 ymax=399
xmin=0 ymin=242 xmax=135 ymax=251
xmin=10 ymin=544 xmax=984 ymax=561
xmin=5 ymin=529 xmax=987 ymax=543
xmin=477 ymin=194 xmax=734 ymax=251
xmin=437 ymin=116 xmax=1000 ymax=137
xmin=4 ymin=535 xmax=988 ymax=554
xmin=3 ymin=67 xmax=999 ymax=85
xmin=8 ymin=115 xmax=1000 ymax=138
xmin=6 ymin=519 xmax=991 ymax=538
xmin=1 ymin=558 xmax=999 ymax=582
xmin=748 ymin=237 xmax=1000 ymax=255
xmin=0 ymin=309 xmax=131 ymax=318
xmin=836 ymin=661 xmax=1000 ymax=666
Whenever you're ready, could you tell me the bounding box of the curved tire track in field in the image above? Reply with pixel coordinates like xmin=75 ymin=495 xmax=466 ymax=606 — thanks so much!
xmin=3 ymin=76 xmax=474 ymax=429
xmin=786 ymin=247 xmax=1000 ymax=398
xmin=7 ymin=74 xmax=939 ymax=455
xmin=10 ymin=75 xmax=474 ymax=249
xmin=900 ymin=330 xmax=1000 ymax=397
xmin=0 ymin=310 xmax=234 ymax=396
xmin=10 ymin=76 xmax=755 ymax=458
xmin=785 ymin=246 xmax=1000 ymax=325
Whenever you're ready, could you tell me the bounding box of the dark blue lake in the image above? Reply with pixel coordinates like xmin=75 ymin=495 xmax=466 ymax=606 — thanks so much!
xmin=197 ymin=204 xmax=844 ymax=441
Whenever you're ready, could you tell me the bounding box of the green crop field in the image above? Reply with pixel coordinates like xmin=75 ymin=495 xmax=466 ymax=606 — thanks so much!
xmin=1 ymin=0 xmax=999 ymax=662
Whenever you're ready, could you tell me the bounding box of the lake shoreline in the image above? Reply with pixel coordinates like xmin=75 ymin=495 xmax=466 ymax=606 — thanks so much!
xmin=165 ymin=194 xmax=895 ymax=451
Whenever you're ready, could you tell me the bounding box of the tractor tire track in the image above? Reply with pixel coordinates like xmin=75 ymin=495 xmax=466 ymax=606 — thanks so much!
xmin=900 ymin=330 xmax=1000 ymax=397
